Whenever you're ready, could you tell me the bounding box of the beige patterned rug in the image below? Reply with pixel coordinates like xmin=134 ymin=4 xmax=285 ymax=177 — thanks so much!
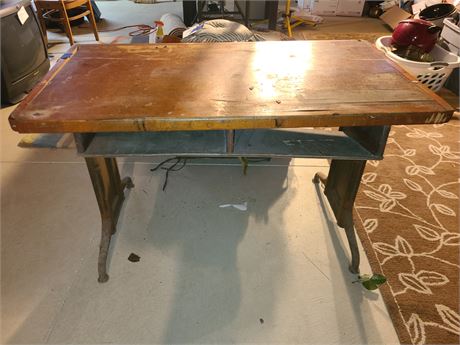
xmin=354 ymin=114 xmax=460 ymax=345
xmin=294 ymin=31 xmax=388 ymax=42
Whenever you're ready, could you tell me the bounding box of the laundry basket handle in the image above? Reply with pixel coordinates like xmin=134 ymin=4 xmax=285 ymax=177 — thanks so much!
xmin=429 ymin=62 xmax=449 ymax=69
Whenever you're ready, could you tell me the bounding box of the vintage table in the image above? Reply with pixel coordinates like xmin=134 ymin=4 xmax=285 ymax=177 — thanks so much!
xmin=9 ymin=41 xmax=454 ymax=283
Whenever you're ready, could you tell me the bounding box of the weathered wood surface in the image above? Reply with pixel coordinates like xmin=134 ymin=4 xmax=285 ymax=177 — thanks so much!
xmin=9 ymin=41 xmax=454 ymax=133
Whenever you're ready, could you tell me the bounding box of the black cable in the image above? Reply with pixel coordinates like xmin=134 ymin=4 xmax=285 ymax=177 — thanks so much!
xmin=161 ymin=158 xmax=182 ymax=191
xmin=150 ymin=157 xmax=191 ymax=191
xmin=164 ymin=158 xmax=188 ymax=172
xmin=150 ymin=157 xmax=179 ymax=172
xmin=99 ymin=24 xmax=157 ymax=37
xmin=150 ymin=156 xmax=271 ymax=191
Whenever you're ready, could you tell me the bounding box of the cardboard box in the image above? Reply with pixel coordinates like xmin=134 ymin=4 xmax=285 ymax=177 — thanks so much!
xmin=310 ymin=0 xmax=339 ymax=16
xmin=335 ymin=0 xmax=365 ymax=16
xmin=379 ymin=6 xmax=411 ymax=30
xmin=303 ymin=0 xmax=364 ymax=17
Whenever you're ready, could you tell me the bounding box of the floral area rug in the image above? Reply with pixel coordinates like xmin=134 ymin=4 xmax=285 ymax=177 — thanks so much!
xmin=354 ymin=114 xmax=460 ymax=345
xmin=294 ymin=31 xmax=388 ymax=42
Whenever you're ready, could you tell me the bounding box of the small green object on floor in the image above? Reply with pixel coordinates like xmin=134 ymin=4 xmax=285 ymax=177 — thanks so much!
xmin=354 ymin=274 xmax=387 ymax=290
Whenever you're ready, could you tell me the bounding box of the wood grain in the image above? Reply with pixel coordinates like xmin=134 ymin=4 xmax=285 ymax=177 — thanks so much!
xmin=9 ymin=41 xmax=454 ymax=133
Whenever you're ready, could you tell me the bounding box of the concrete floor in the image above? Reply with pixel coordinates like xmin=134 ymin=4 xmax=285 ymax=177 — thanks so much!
xmin=1 ymin=2 xmax=400 ymax=344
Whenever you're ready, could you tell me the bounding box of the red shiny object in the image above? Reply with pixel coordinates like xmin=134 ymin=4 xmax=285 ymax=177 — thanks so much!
xmin=391 ymin=19 xmax=441 ymax=53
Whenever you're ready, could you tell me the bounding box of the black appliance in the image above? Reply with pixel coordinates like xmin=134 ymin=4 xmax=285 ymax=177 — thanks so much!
xmin=1 ymin=0 xmax=50 ymax=104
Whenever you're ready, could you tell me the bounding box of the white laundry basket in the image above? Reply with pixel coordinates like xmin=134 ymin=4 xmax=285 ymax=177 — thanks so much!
xmin=375 ymin=36 xmax=460 ymax=92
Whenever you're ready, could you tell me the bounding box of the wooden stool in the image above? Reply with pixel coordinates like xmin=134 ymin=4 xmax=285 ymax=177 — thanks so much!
xmin=34 ymin=0 xmax=99 ymax=45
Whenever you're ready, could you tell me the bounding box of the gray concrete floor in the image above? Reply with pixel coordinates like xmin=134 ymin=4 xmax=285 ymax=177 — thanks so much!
xmin=1 ymin=2 xmax=400 ymax=344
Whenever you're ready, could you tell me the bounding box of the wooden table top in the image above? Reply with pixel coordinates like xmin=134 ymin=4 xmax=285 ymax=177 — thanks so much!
xmin=9 ymin=41 xmax=454 ymax=133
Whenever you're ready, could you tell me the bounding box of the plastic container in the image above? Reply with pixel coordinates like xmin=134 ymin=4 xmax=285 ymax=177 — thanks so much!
xmin=160 ymin=13 xmax=186 ymax=38
xmin=440 ymin=18 xmax=460 ymax=55
xmin=376 ymin=36 xmax=460 ymax=92
xmin=154 ymin=21 xmax=164 ymax=43
xmin=418 ymin=3 xmax=458 ymax=28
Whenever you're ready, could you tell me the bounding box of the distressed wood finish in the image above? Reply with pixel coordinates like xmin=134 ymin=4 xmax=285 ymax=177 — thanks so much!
xmin=9 ymin=41 xmax=454 ymax=133
xmin=8 ymin=41 xmax=456 ymax=282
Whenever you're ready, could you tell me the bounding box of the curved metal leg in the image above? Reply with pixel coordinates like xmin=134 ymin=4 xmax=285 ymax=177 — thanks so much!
xmin=98 ymin=178 xmax=134 ymax=282
xmin=314 ymin=160 xmax=366 ymax=274
xmin=85 ymin=157 xmax=133 ymax=283
xmin=98 ymin=217 xmax=113 ymax=283
xmin=343 ymin=216 xmax=360 ymax=274
xmin=109 ymin=177 xmax=134 ymax=235
xmin=312 ymin=172 xmax=327 ymax=185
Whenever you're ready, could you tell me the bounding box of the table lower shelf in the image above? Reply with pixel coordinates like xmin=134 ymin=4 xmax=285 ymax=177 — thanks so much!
xmin=77 ymin=126 xmax=386 ymax=282
xmin=78 ymin=128 xmax=381 ymax=160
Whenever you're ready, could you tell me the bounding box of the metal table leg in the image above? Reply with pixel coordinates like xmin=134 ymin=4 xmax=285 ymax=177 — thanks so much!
xmin=313 ymin=125 xmax=390 ymax=273
xmin=77 ymin=126 xmax=388 ymax=281
xmin=313 ymin=160 xmax=366 ymax=273
xmin=266 ymin=1 xmax=279 ymax=30
xmin=183 ymin=0 xmax=198 ymax=26
xmin=85 ymin=157 xmax=134 ymax=282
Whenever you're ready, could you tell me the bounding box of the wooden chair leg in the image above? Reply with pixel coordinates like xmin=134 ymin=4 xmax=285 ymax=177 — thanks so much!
xmin=86 ymin=0 xmax=99 ymax=41
xmin=59 ymin=5 xmax=74 ymax=45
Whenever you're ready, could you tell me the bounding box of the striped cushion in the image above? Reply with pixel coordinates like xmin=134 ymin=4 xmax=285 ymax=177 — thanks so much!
xmin=182 ymin=19 xmax=265 ymax=42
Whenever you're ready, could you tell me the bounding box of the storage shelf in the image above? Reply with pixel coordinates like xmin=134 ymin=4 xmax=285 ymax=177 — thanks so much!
xmin=80 ymin=129 xmax=380 ymax=160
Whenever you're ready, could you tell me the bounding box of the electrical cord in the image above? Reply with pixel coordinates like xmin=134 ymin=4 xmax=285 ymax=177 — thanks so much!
xmin=99 ymin=24 xmax=157 ymax=37
xmin=150 ymin=156 xmax=272 ymax=191
xmin=150 ymin=157 xmax=190 ymax=191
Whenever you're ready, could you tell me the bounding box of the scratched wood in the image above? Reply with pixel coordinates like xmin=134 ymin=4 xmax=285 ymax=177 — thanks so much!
xmin=9 ymin=41 xmax=454 ymax=133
